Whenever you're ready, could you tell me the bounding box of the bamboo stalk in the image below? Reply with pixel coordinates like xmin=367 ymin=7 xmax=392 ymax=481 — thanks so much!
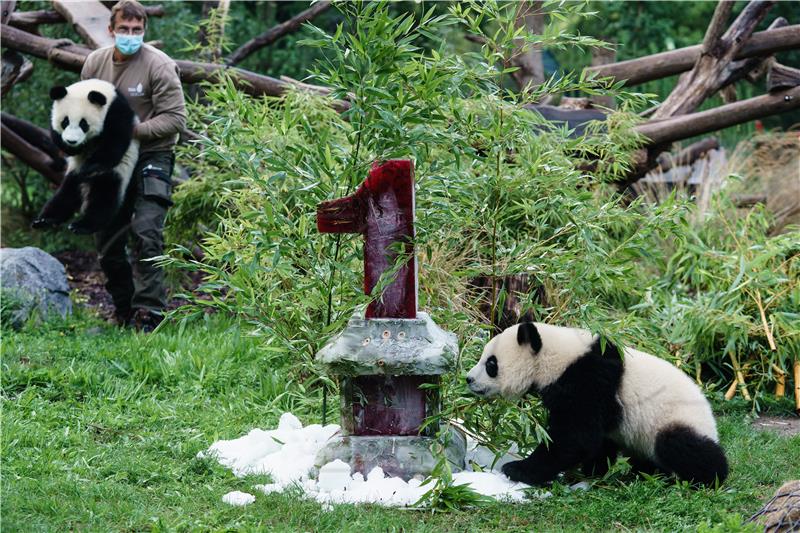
xmin=772 ymin=363 xmax=786 ymax=398
xmin=724 ymin=379 xmax=738 ymax=401
xmin=695 ymin=361 xmax=702 ymax=385
xmin=754 ymin=290 xmax=778 ymax=351
xmin=794 ymin=360 xmax=800 ymax=413
xmin=729 ymin=350 xmax=751 ymax=401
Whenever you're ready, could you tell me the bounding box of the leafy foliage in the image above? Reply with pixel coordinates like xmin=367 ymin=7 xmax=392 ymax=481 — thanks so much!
xmin=166 ymin=0 xmax=689 ymax=451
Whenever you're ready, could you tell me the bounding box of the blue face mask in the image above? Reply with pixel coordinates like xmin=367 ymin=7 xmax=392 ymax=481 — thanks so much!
xmin=115 ymin=33 xmax=143 ymax=56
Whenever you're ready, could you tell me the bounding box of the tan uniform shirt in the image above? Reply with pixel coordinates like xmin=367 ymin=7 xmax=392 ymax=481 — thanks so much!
xmin=81 ymin=44 xmax=186 ymax=153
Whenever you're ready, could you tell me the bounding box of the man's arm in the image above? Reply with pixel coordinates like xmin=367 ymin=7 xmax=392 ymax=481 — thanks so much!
xmin=80 ymin=53 xmax=96 ymax=81
xmin=135 ymin=62 xmax=186 ymax=141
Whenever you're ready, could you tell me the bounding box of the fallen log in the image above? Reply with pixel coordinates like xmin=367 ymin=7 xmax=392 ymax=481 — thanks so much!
xmin=584 ymin=24 xmax=800 ymax=86
xmin=0 ymin=123 xmax=64 ymax=184
xmin=226 ymin=1 xmax=331 ymax=66
xmin=0 ymin=24 xmax=350 ymax=110
xmin=635 ymin=86 xmax=800 ymax=146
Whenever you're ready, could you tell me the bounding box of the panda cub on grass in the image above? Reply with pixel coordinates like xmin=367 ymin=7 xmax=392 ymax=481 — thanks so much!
xmin=466 ymin=322 xmax=728 ymax=487
xmin=32 ymin=79 xmax=139 ymax=235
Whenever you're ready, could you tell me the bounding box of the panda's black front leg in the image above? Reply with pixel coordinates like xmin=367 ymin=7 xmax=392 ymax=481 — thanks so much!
xmin=32 ymin=172 xmax=82 ymax=229
xmin=503 ymin=415 xmax=605 ymax=486
xmin=68 ymin=172 xmax=122 ymax=234
xmin=502 ymin=443 xmax=566 ymax=486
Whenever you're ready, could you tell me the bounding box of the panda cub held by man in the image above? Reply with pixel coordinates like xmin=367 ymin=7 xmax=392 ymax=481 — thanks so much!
xmin=466 ymin=322 xmax=728 ymax=487
xmin=32 ymin=79 xmax=138 ymax=235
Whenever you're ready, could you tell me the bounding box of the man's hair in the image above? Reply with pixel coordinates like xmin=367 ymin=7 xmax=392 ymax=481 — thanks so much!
xmin=110 ymin=0 xmax=148 ymax=29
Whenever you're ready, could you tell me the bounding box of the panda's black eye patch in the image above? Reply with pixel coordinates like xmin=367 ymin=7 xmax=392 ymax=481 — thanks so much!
xmin=485 ymin=355 xmax=498 ymax=378
xmin=79 ymin=119 xmax=89 ymax=133
xmin=61 ymin=117 xmax=69 ymax=129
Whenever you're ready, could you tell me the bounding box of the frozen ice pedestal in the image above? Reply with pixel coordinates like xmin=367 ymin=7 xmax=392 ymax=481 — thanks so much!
xmin=315 ymin=311 xmax=465 ymax=480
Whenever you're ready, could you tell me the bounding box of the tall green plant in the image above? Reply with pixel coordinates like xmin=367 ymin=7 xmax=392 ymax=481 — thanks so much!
xmin=166 ymin=0 xmax=694 ymax=448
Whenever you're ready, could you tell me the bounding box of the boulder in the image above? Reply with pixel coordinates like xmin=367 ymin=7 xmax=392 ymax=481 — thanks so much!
xmin=0 ymin=246 xmax=72 ymax=327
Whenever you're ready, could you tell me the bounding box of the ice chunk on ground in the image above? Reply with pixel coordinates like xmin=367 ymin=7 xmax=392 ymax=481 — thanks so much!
xmin=203 ymin=413 xmax=583 ymax=509
xmin=452 ymin=471 xmax=542 ymax=502
xmin=222 ymin=491 xmax=255 ymax=506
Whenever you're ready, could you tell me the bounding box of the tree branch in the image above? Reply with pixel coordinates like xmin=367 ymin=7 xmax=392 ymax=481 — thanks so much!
xmin=9 ymin=5 xmax=163 ymax=27
xmin=583 ymin=24 xmax=799 ymax=86
xmin=1 ymin=122 xmax=64 ymax=184
xmin=225 ymin=1 xmax=331 ymax=66
xmin=652 ymin=0 xmax=775 ymax=119
xmin=0 ymin=24 xmax=349 ymax=111
xmin=635 ymin=86 xmax=800 ymax=146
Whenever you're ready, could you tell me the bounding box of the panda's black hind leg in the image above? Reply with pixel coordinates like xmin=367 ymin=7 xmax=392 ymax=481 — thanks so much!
xmin=69 ymin=172 xmax=123 ymax=235
xmin=32 ymin=173 xmax=82 ymax=229
xmin=581 ymin=438 xmax=618 ymax=477
xmin=654 ymin=425 xmax=728 ymax=487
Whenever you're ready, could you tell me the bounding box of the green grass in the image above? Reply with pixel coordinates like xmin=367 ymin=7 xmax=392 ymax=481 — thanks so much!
xmin=2 ymin=313 xmax=798 ymax=532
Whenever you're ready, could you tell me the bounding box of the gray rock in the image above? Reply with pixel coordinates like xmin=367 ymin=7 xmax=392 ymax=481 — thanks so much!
xmin=1 ymin=247 xmax=72 ymax=327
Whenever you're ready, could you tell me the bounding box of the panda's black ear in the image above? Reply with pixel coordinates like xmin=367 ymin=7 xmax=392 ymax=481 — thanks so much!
xmin=88 ymin=91 xmax=107 ymax=106
xmin=50 ymin=86 xmax=67 ymax=101
xmin=517 ymin=322 xmax=542 ymax=353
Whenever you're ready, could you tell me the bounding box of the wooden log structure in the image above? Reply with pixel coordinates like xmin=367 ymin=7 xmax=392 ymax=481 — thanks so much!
xmin=225 ymin=0 xmax=331 ymax=66
xmin=652 ymin=0 xmax=775 ymax=120
xmin=9 ymin=5 xmax=163 ymax=28
xmin=1 ymin=112 xmax=64 ymax=164
xmin=636 ymin=86 xmax=800 ymax=146
xmin=1 ymin=0 xmax=15 ymax=24
xmin=654 ymin=137 xmax=719 ymax=173
xmin=584 ymin=24 xmax=800 ymax=86
xmin=768 ymin=61 xmax=800 ymax=92
xmin=1 ymin=48 xmax=33 ymax=96
xmin=52 ymin=0 xmax=113 ymax=49
xmin=0 ymin=122 xmax=64 ymax=185
xmin=0 ymin=23 xmax=350 ymax=110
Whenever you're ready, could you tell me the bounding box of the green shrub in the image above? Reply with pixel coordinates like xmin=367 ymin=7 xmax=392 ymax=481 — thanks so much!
xmin=164 ymin=0 xmax=698 ymax=451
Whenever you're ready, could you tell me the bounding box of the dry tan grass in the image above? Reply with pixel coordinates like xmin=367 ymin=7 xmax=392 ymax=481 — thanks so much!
xmin=727 ymin=130 xmax=800 ymax=234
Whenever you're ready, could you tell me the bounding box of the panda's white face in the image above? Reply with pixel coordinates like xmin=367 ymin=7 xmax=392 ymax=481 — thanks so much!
xmin=466 ymin=322 xmax=596 ymax=399
xmin=51 ymin=79 xmax=116 ymax=151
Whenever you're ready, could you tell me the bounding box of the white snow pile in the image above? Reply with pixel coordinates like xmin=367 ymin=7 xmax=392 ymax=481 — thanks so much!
xmin=203 ymin=412 xmax=579 ymax=508
xmin=222 ymin=491 xmax=256 ymax=506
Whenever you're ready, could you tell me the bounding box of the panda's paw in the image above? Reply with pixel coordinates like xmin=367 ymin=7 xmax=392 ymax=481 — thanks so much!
xmin=502 ymin=460 xmax=552 ymax=487
xmin=31 ymin=217 xmax=60 ymax=229
xmin=68 ymin=220 xmax=97 ymax=235
xmin=81 ymin=163 xmax=107 ymax=178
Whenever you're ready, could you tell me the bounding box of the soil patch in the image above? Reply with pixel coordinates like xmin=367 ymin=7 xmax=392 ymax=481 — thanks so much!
xmin=54 ymin=249 xmax=205 ymax=320
xmin=752 ymin=416 xmax=800 ymax=437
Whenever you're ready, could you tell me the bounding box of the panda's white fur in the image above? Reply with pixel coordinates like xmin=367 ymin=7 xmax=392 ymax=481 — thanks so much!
xmin=467 ymin=322 xmax=727 ymax=486
xmin=33 ymin=79 xmax=139 ymax=234
xmin=50 ymin=79 xmax=139 ymax=206
xmin=613 ymin=347 xmax=717 ymax=459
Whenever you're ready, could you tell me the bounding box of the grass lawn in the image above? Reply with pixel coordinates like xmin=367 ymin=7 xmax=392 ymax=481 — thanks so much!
xmin=3 ymin=313 xmax=798 ymax=532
